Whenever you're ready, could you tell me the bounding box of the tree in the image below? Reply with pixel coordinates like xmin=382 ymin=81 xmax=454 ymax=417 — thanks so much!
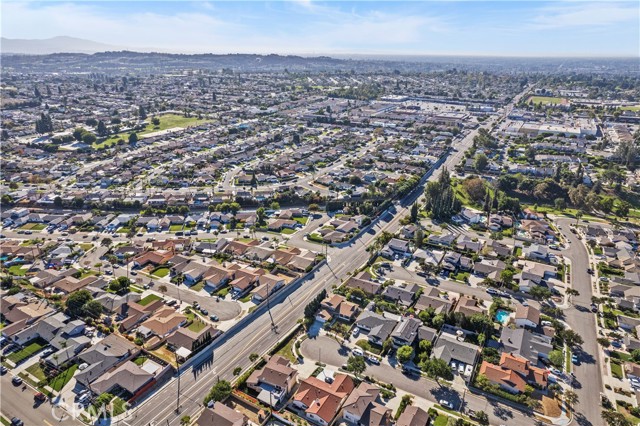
xmin=560 ymin=329 xmax=583 ymax=347
xmin=83 ymin=300 xmax=104 ymax=318
xmin=414 ymin=229 xmax=424 ymax=249
xmin=347 ymin=355 xmax=366 ymax=377
xmin=474 ymin=153 xmax=489 ymax=172
xmin=500 ymin=269 xmax=515 ymax=286
xmin=601 ymin=410 xmax=632 ymax=426
xmin=53 ymin=196 xmax=63 ymax=208
xmin=82 ymin=132 xmax=97 ymax=144
xmin=101 ymin=237 xmax=113 ymax=247
xmin=597 ymin=337 xmax=611 ymax=348
xmin=233 ymin=367 xmax=242 ymax=375
xmin=158 ymin=284 xmax=168 ymax=295
xmin=475 ymin=410 xmax=489 ymax=425
xmin=396 ymin=345 xmax=413 ymax=364
xmin=530 ymin=285 xmax=552 ymax=300
xmin=97 ymin=120 xmax=108 ymax=136
xmin=204 ymin=380 xmax=232 ymax=404
xmin=410 ymin=203 xmax=418 ymax=223
xmin=424 ymin=168 xmax=461 ymax=220
xmin=128 ymin=132 xmax=138 ymax=144
xmin=256 ymin=207 xmax=266 ymax=225
xmin=462 ymin=178 xmax=486 ymax=204
xmin=66 ymin=290 xmax=93 ymax=318
xmin=151 ymin=117 xmax=161 ymax=126
xmin=180 ymin=416 xmax=191 ymax=426
xmin=270 ymin=201 xmax=280 ymax=210
xmin=554 ymin=198 xmax=567 ymax=211
xmin=564 ymin=389 xmax=578 ymax=406
xmin=138 ymin=105 xmax=147 ymax=119
xmin=421 ymin=358 xmax=452 ymax=383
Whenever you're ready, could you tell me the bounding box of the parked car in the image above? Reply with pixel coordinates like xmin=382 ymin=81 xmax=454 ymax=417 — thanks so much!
xmin=11 ymin=376 xmax=23 ymax=386
xmin=0 ymin=366 xmax=7 ymax=375
xmin=571 ymin=354 xmax=580 ymax=365
xmin=439 ymin=400 xmax=455 ymax=410
xmin=367 ymin=356 xmax=380 ymax=365
xmin=34 ymin=392 xmax=47 ymax=402
xmin=78 ymin=363 xmax=89 ymax=371
xmin=209 ymin=314 xmax=219 ymax=322
xmin=10 ymin=417 xmax=24 ymax=426
xmin=352 ymin=348 xmax=364 ymax=357
xmin=200 ymin=308 xmax=209 ymax=316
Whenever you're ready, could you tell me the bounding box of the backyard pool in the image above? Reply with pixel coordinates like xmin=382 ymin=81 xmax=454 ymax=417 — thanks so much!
xmin=495 ymin=309 xmax=510 ymax=324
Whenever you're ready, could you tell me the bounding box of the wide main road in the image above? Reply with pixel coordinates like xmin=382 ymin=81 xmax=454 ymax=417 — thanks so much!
xmin=115 ymin=90 xmax=531 ymax=426
xmin=556 ymin=217 xmax=601 ymax=426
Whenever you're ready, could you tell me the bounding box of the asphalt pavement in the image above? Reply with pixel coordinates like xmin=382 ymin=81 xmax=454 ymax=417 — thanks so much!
xmin=555 ymin=218 xmax=602 ymax=426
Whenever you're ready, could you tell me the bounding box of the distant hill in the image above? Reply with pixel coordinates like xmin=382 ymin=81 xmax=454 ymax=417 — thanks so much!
xmin=1 ymin=36 xmax=122 ymax=54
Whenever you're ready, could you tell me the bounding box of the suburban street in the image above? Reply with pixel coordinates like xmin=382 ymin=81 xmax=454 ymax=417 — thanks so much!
xmin=0 ymin=373 xmax=84 ymax=426
xmin=555 ymin=217 xmax=602 ymax=426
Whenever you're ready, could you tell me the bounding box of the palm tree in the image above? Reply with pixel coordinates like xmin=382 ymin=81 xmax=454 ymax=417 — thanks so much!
xmin=566 ymin=288 xmax=580 ymax=305
xmin=564 ymin=389 xmax=578 ymax=407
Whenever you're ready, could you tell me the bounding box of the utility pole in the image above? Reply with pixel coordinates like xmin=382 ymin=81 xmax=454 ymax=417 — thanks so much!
xmin=175 ymin=351 xmax=181 ymax=414
xmin=266 ymin=281 xmax=275 ymax=330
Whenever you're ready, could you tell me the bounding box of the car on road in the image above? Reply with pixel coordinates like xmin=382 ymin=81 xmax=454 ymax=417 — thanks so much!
xmin=34 ymin=392 xmax=47 ymax=402
xmin=587 ymin=268 xmax=594 ymax=275
xmin=549 ymin=244 xmax=559 ymax=250
xmin=572 ymin=354 xmax=580 ymax=365
xmin=10 ymin=417 xmax=24 ymax=426
xmin=352 ymin=348 xmax=364 ymax=357
xmin=209 ymin=314 xmax=219 ymax=322
xmin=11 ymin=376 xmax=23 ymax=386
xmin=486 ymin=288 xmax=498 ymax=296
xmin=439 ymin=400 xmax=455 ymax=410
xmin=131 ymin=271 xmax=138 ymax=276
xmin=200 ymin=308 xmax=209 ymax=316
xmin=591 ymin=304 xmax=598 ymax=313
xmin=367 ymin=355 xmax=380 ymax=365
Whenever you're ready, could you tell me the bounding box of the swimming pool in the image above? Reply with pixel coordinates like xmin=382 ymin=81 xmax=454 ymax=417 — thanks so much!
xmin=495 ymin=309 xmax=510 ymax=324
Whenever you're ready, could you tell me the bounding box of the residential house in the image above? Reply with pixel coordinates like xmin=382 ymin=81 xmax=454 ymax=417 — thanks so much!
xmin=432 ymin=333 xmax=480 ymax=373
xmin=479 ymin=352 xmax=548 ymax=394
xmin=195 ymin=404 xmax=248 ymax=426
xmin=382 ymin=283 xmax=419 ymax=307
xmin=75 ymin=334 xmax=138 ymax=387
xmin=247 ymin=355 xmax=298 ymax=407
xmin=514 ymin=305 xmax=540 ymax=329
xmin=500 ymin=328 xmax=553 ymax=366
xmin=390 ymin=317 xmax=422 ymax=347
xmin=396 ymin=406 xmax=430 ymax=426
xmin=355 ymin=311 xmax=398 ymax=346
xmin=292 ymin=374 xmax=355 ymax=426
xmin=342 ymin=382 xmax=392 ymax=426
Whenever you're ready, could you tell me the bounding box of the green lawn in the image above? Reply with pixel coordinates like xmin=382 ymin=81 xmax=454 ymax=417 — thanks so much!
xmin=79 ymin=243 xmax=93 ymax=251
xmin=527 ymin=96 xmax=567 ymax=105
xmin=188 ymin=320 xmax=207 ymax=332
xmin=152 ymin=267 xmax=171 ymax=278
xmin=239 ymin=294 xmax=253 ymax=303
xmin=620 ymin=105 xmax=640 ymax=112
xmin=169 ymin=224 xmax=184 ymax=232
xmin=8 ymin=265 xmax=27 ymax=276
xmin=25 ymin=363 xmax=47 ymax=381
xmin=49 ymin=364 xmax=78 ymax=392
xmin=355 ymin=339 xmax=381 ymax=355
xmin=133 ymin=356 xmax=148 ymax=366
xmin=190 ymin=280 xmax=205 ymax=292
xmin=433 ymin=416 xmax=449 ymax=426
xmin=611 ymin=360 xmax=623 ymax=379
xmin=275 ymin=336 xmax=298 ymax=363
xmin=281 ymin=228 xmax=296 ymax=235
xmin=7 ymin=341 xmax=46 ymax=363
xmin=112 ymin=397 xmax=128 ymax=416
xmin=20 ymin=223 xmax=46 ymax=231
xmin=94 ymin=114 xmax=210 ymax=149
xmin=454 ymin=272 xmax=470 ymax=282
xmin=138 ymin=294 xmax=162 ymax=306
xmin=294 ymin=217 xmax=308 ymax=225
xmin=215 ymin=287 xmax=230 ymax=298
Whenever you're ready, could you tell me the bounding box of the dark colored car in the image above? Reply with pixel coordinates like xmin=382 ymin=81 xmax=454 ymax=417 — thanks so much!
xmin=11 ymin=376 xmax=23 ymax=386
xmin=11 ymin=417 xmax=24 ymax=426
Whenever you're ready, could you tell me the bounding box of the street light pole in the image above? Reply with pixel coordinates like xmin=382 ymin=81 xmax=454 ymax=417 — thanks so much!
xmin=266 ymin=281 xmax=275 ymax=330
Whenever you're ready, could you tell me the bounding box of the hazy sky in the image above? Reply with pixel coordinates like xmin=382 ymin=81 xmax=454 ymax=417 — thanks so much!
xmin=2 ymin=1 xmax=639 ymax=57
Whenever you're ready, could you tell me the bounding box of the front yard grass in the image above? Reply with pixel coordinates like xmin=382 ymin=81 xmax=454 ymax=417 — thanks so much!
xmin=25 ymin=363 xmax=47 ymax=381
xmin=138 ymin=294 xmax=162 ymax=306
xmin=169 ymin=224 xmax=184 ymax=232
xmin=611 ymin=360 xmax=623 ymax=379
xmin=281 ymin=228 xmax=296 ymax=235
xmin=294 ymin=217 xmax=308 ymax=225
xmin=49 ymin=364 xmax=78 ymax=392
xmin=275 ymin=336 xmax=298 ymax=363
xmin=151 ymin=267 xmax=171 ymax=278
xmin=190 ymin=280 xmax=206 ymax=292
xmin=7 ymin=340 xmax=46 ymax=363
xmin=188 ymin=319 xmax=207 ymax=332
xmin=8 ymin=265 xmax=27 ymax=276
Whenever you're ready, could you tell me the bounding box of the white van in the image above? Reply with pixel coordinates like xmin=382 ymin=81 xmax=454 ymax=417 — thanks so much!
xmin=352 ymin=348 xmax=364 ymax=357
